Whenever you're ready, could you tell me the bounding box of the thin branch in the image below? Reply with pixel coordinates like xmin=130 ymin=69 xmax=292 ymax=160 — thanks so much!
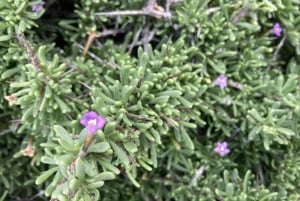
xmin=94 ymin=0 xmax=182 ymax=19
xmin=166 ymin=0 xmax=183 ymax=13
xmin=206 ymin=7 xmax=221 ymax=14
xmin=168 ymin=72 xmax=181 ymax=79
xmin=95 ymin=10 xmax=145 ymax=17
xmin=59 ymin=66 xmax=77 ymax=78
xmin=272 ymin=35 xmax=287 ymax=61
xmin=231 ymin=8 xmax=250 ymax=25
xmin=126 ymin=112 xmax=154 ymax=121
xmin=162 ymin=115 xmax=178 ymax=127
xmin=0 ymin=129 xmax=11 ymax=136
xmin=78 ymin=80 xmax=92 ymax=90
xmin=17 ymin=32 xmax=51 ymax=81
xmin=143 ymin=0 xmax=171 ymax=19
xmin=128 ymin=27 xmax=143 ymax=54
xmin=228 ymin=80 xmax=243 ymax=90
xmin=17 ymin=32 xmax=42 ymax=72
xmin=82 ymin=31 xmax=100 ymax=57
xmin=127 ymin=25 xmax=157 ymax=54
xmin=65 ymin=94 xmax=90 ymax=107
xmin=257 ymin=164 xmax=265 ymax=185
xmin=82 ymin=29 xmax=122 ymax=57
xmin=189 ymin=165 xmax=205 ymax=188
xmin=76 ymin=43 xmax=120 ymax=69
xmin=98 ymin=28 xmax=121 ymax=37
xmin=139 ymin=29 xmax=157 ymax=47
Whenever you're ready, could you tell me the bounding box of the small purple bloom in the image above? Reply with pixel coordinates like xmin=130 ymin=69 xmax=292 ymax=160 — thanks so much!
xmin=32 ymin=1 xmax=45 ymax=12
xmin=271 ymin=22 xmax=282 ymax=37
xmin=214 ymin=74 xmax=228 ymax=89
xmin=80 ymin=111 xmax=106 ymax=135
xmin=214 ymin=141 xmax=230 ymax=157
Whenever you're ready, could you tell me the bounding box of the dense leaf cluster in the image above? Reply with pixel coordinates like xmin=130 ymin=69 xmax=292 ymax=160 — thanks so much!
xmin=1 ymin=0 xmax=300 ymax=200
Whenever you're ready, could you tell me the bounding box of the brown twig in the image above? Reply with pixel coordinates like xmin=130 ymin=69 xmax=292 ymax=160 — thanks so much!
xmin=76 ymin=43 xmax=120 ymax=69
xmin=82 ymin=31 xmax=100 ymax=57
xmin=83 ymin=27 xmax=129 ymax=57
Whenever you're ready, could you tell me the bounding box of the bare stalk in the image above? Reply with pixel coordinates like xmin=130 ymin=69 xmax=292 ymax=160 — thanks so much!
xmin=94 ymin=0 xmax=183 ymax=19
xmin=17 ymin=32 xmax=42 ymax=72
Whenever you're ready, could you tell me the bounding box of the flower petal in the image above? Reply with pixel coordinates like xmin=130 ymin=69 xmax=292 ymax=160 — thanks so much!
xmin=80 ymin=111 xmax=107 ymax=135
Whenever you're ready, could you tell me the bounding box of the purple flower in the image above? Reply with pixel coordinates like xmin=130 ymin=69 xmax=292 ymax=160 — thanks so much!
xmin=271 ymin=22 xmax=282 ymax=37
xmin=214 ymin=74 xmax=228 ymax=89
xmin=32 ymin=1 xmax=45 ymax=12
xmin=214 ymin=141 xmax=230 ymax=157
xmin=80 ymin=111 xmax=106 ymax=135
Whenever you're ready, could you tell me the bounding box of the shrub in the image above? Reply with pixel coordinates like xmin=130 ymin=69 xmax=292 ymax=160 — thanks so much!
xmin=1 ymin=0 xmax=300 ymax=200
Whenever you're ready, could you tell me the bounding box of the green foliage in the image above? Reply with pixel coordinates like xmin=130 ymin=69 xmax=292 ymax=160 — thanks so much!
xmin=36 ymin=125 xmax=115 ymax=200
xmin=1 ymin=0 xmax=300 ymax=200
